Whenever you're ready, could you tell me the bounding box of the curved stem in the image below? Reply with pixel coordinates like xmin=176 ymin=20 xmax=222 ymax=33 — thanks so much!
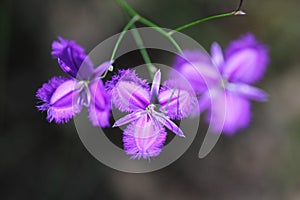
xmin=115 ymin=0 xmax=182 ymax=53
xmin=169 ymin=12 xmax=234 ymax=35
xmin=169 ymin=0 xmax=246 ymax=35
xmin=137 ymin=17 xmax=182 ymax=52
xmin=110 ymin=16 xmax=139 ymax=62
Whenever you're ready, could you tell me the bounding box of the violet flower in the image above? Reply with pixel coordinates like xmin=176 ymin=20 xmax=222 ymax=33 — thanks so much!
xmin=107 ymin=69 xmax=197 ymax=159
xmin=173 ymin=34 xmax=269 ymax=134
xmin=36 ymin=37 xmax=112 ymax=127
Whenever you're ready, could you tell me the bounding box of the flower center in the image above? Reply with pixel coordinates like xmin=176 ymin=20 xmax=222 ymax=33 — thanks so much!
xmin=146 ymin=104 xmax=156 ymax=114
xmin=219 ymin=77 xmax=228 ymax=89
xmin=77 ymin=80 xmax=91 ymax=107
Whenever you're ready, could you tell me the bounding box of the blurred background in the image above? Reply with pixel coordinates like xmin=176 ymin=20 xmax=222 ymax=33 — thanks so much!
xmin=1 ymin=0 xmax=300 ymax=199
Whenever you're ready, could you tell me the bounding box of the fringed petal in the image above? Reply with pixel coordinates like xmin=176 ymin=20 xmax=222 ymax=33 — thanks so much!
xmin=36 ymin=77 xmax=81 ymax=123
xmin=123 ymin=115 xmax=167 ymax=159
xmin=158 ymin=82 xmax=198 ymax=119
xmin=106 ymin=70 xmax=150 ymax=112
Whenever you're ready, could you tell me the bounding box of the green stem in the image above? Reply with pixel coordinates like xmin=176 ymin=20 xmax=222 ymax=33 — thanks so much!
xmin=131 ymin=26 xmax=157 ymax=79
xmin=169 ymin=12 xmax=243 ymax=35
xmin=110 ymin=16 xmax=139 ymax=62
xmin=115 ymin=0 xmax=138 ymax=18
xmin=137 ymin=17 xmax=182 ymax=52
xmin=115 ymin=0 xmax=182 ymax=53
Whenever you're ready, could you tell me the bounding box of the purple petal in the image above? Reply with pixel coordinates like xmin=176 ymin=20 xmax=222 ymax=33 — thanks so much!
xmin=223 ymin=34 xmax=269 ymax=84
xmin=106 ymin=70 xmax=150 ymax=112
xmin=211 ymin=42 xmax=224 ymax=70
xmin=113 ymin=111 xmax=145 ymax=127
xmin=36 ymin=77 xmax=81 ymax=123
xmin=153 ymin=112 xmax=185 ymax=137
xmin=88 ymin=78 xmax=111 ymax=127
xmin=228 ymin=83 xmax=268 ymax=102
xmin=171 ymin=50 xmax=220 ymax=94
xmin=198 ymin=91 xmax=211 ymax=113
xmin=207 ymin=90 xmax=251 ymax=135
xmin=173 ymin=50 xmax=212 ymax=69
xmin=159 ymin=83 xmax=198 ymax=119
xmin=52 ymin=36 xmax=94 ymax=79
xmin=150 ymin=69 xmax=161 ymax=101
xmin=92 ymin=61 xmax=113 ymax=78
xmin=123 ymin=115 xmax=167 ymax=159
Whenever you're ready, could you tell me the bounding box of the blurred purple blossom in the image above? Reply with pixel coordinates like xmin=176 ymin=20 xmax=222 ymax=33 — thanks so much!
xmin=36 ymin=37 xmax=112 ymax=127
xmin=107 ymin=69 xmax=197 ymax=159
xmin=173 ymin=34 xmax=269 ymax=134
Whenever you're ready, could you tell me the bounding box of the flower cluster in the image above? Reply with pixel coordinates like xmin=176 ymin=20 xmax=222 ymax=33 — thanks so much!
xmin=36 ymin=33 xmax=269 ymax=159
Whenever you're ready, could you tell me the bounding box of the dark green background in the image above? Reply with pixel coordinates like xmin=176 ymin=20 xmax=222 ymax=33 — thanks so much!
xmin=1 ymin=0 xmax=300 ymax=199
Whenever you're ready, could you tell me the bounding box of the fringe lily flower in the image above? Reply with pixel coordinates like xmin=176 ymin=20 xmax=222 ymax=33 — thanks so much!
xmin=107 ymin=69 xmax=197 ymax=159
xmin=36 ymin=37 xmax=112 ymax=127
xmin=173 ymin=34 xmax=269 ymax=134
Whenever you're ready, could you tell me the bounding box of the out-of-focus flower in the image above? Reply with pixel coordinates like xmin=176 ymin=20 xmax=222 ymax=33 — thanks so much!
xmin=36 ymin=37 xmax=112 ymax=127
xmin=107 ymin=70 xmax=197 ymax=159
xmin=173 ymin=34 xmax=269 ymax=134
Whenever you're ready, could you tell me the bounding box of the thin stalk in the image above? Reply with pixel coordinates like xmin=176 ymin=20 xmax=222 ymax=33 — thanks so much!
xmin=110 ymin=16 xmax=139 ymax=62
xmin=169 ymin=12 xmax=234 ymax=35
xmin=131 ymin=26 xmax=157 ymax=79
xmin=115 ymin=0 xmax=182 ymax=53
xmin=169 ymin=0 xmax=246 ymax=35
xmin=138 ymin=17 xmax=182 ymax=52
xmin=115 ymin=0 xmax=138 ymax=18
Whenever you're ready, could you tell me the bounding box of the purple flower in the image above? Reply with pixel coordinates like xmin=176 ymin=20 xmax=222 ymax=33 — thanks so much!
xmin=107 ymin=69 xmax=197 ymax=159
xmin=36 ymin=37 xmax=112 ymax=127
xmin=173 ymin=34 xmax=269 ymax=134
